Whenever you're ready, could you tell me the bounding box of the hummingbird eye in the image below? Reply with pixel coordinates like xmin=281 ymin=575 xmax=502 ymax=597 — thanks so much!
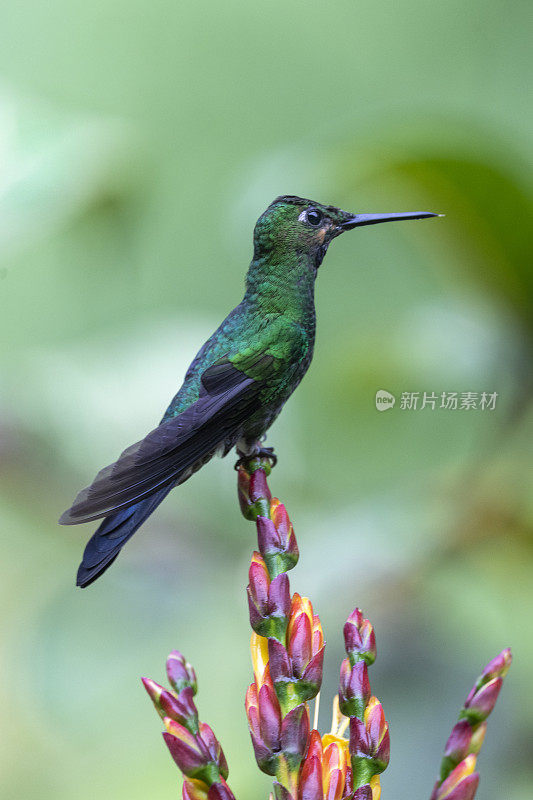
xmin=305 ymin=208 xmax=323 ymax=227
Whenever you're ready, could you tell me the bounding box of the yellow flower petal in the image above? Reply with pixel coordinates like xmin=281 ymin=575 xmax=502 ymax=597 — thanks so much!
xmin=321 ymin=733 xmax=349 ymax=760
xmin=250 ymin=632 xmax=269 ymax=687
xmin=370 ymin=775 xmax=381 ymax=800
xmin=436 ymin=754 xmax=477 ymax=800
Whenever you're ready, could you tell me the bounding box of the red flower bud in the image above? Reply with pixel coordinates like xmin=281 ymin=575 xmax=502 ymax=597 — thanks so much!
xmin=270 ymin=501 xmax=292 ymax=544
xmin=268 ymin=597 xmax=324 ymax=708
xmin=245 ymin=680 xmax=281 ymax=775
xmin=301 ymin=648 xmax=325 ymax=692
xmin=167 ymin=650 xmax=197 ymax=695
xmin=349 ymin=699 xmax=390 ymax=778
xmin=257 ymin=502 xmax=299 ymax=575
xmin=163 ymin=719 xmax=211 ymax=778
xmin=288 ymin=609 xmax=313 ymax=676
xmin=287 ymin=595 xmax=324 ymax=679
xmin=280 ymin=702 xmax=310 ymax=765
xmin=237 ymin=466 xmax=272 ymax=519
xmin=298 ymin=752 xmax=322 ymax=800
xmin=257 ymin=516 xmax=281 ymax=553
xmin=431 ymin=756 xmax=479 ymax=800
xmin=249 ymin=469 xmax=272 ymax=504
xmin=480 ymin=648 xmax=512 ymax=682
xmin=199 ymin=722 xmax=228 ymax=779
xmin=343 ymin=609 xmax=376 ymax=666
xmin=238 ymin=467 xmax=272 ymax=519
xmin=258 ymin=683 xmax=283 ymax=751
xmin=443 ymin=720 xmax=472 ymax=765
xmin=462 ymin=677 xmax=503 ymax=725
xmin=142 ymin=679 xmax=199 ymax=732
xmin=268 ymin=638 xmax=292 ymax=682
xmin=207 ymin=779 xmax=236 ymax=800
xmin=339 ymin=658 xmax=371 ymax=719
xmin=247 ymin=553 xmax=291 ymax=639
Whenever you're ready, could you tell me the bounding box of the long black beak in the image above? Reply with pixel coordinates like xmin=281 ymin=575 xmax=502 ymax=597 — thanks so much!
xmin=342 ymin=211 xmax=441 ymax=229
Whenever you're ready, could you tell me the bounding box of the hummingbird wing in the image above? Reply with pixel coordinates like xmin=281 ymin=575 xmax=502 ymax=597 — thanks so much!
xmin=59 ymin=354 xmax=276 ymax=525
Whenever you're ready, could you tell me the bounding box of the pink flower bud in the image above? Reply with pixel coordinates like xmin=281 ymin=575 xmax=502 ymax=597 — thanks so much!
xmin=247 ymin=553 xmax=291 ymax=638
xmin=349 ymin=699 xmax=390 ymax=774
xmin=480 ymin=648 xmax=512 ymax=682
xmin=141 ymin=677 xmax=164 ymax=713
xmin=298 ymin=752 xmax=322 ymax=800
xmin=432 ymin=756 xmax=479 ymax=800
xmin=463 ymin=677 xmax=502 ymax=724
xmin=288 ymin=609 xmax=313 ymax=676
xmin=142 ymin=679 xmax=199 ymax=731
xmin=443 ymin=720 xmax=472 ymax=764
xmin=256 ymin=504 xmax=299 ymax=573
xmin=270 ymin=501 xmax=291 ymax=542
xmin=207 ymin=780 xmax=236 ymax=800
xmin=301 ymin=648 xmax=325 ymax=691
xmin=199 ymin=722 xmax=228 ymax=779
xmin=287 ymin=595 xmax=324 ymax=679
xmin=245 ymin=681 xmax=281 ymax=775
xmin=163 ymin=719 xmax=210 ymax=777
xmin=167 ymin=650 xmax=197 ymax=695
xmin=257 ymin=516 xmax=282 ymax=554
xmin=249 ymin=553 xmax=270 ymax=607
xmin=237 ymin=466 xmax=271 ymax=519
xmin=249 ymin=470 xmax=272 ymax=504
xmin=268 ymin=638 xmax=292 ymax=682
xmin=258 ymin=683 xmax=283 ymax=751
xmin=343 ymin=609 xmax=376 ymax=666
xmin=280 ymin=702 xmax=310 ymax=762
xmin=339 ymin=658 xmax=371 ymax=719
xmin=322 ymin=736 xmax=350 ymax=800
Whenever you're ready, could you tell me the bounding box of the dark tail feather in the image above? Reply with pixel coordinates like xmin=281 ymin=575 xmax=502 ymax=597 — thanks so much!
xmin=76 ymin=484 xmax=174 ymax=588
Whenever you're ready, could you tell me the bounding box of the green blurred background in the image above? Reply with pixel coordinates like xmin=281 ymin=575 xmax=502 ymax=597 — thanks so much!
xmin=0 ymin=1 xmax=531 ymax=798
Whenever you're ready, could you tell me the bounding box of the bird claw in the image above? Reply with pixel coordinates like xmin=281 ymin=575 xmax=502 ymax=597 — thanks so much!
xmin=234 ymin=445 xmax=277 ymax=470
xmin=256 ymin=446 xmax=278 ymax=467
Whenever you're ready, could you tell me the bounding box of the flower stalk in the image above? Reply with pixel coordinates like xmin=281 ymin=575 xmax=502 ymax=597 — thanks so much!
xmin=239 ymin=457 xmax=387 ymax=800
xmin=142 ymin=650 xmax=236 ymax=800
xmin=430 ymin=648 xmax=512 ymax=800
xmin=338 ymin=610 xmax=389 ymax=797
xmin=239 ymin=457 xmax=320 ymax=798
xmin=141 ymin=453 xmax=512 ymax=800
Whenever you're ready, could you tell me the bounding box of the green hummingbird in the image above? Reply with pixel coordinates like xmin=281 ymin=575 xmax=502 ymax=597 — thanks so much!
xmin=60 ymin=195 xmax=439 ymax=587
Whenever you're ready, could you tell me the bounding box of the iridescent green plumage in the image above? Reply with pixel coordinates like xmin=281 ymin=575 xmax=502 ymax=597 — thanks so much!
xmin=59 ymin=195 xmax=439 ymax=586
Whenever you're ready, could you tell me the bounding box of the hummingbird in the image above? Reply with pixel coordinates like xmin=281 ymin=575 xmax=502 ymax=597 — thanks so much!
xmin=60 ymin=196 xmax=439 ymax=587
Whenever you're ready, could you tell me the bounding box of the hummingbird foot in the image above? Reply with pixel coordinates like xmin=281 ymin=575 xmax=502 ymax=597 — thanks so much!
xmin=255 ymin=445 xmax=277 ymax=467
xmin=234 ymin=443 xmax=277 ymax=470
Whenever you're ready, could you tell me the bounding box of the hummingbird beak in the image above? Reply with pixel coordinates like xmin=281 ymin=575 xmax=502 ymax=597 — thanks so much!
xmin=341 ymin=211 xmax=441 ymax=229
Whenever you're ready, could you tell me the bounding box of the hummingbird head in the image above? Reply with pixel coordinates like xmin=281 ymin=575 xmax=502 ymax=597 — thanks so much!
xmin=253 ymin=195 xmax=440 ymax=271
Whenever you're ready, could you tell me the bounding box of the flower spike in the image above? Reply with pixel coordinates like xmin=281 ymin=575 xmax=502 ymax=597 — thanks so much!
xmin=430 ymin=648 xmax=512 ymax=800
xmin=334 ymin=608 xmax=389 ymax=798
xmin=143 ymin=652 xmax=236 ymax=800
xmin=141 ymin=455 xmax=512 ymax=800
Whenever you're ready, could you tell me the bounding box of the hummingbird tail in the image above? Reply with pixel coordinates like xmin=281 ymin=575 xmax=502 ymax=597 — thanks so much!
xmin=76 ymin=484 xmax=174 ymax=588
